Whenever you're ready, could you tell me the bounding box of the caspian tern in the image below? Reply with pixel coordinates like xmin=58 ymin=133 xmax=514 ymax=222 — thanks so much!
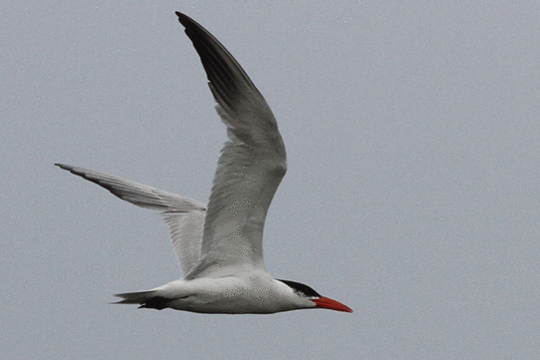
xmin=55 ymin=12 xmax=352 ymax=314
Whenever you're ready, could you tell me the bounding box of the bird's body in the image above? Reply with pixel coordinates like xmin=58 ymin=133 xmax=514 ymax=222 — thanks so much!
xmin=56 ymin=12 xmax=352 ymax=314
xmin=118 ymin=274 xmax=312 ymax=314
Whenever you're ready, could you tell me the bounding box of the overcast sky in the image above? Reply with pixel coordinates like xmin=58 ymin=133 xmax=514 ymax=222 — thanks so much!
xmin=2 ymin=1 xmax=539 ymax=359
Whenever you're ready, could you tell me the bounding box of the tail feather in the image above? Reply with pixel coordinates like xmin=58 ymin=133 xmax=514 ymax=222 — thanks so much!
xmin=114 ymin=290 xmax=157 ymax=304
xmin=114 ymin=290 xmax=170 ymax=310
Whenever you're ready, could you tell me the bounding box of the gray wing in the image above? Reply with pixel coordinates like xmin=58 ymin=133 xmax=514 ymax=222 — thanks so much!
xmin=176 ymin=13 xmax=287 ymax=279
xmin=55 ymin=163 xmax=206 ymax=276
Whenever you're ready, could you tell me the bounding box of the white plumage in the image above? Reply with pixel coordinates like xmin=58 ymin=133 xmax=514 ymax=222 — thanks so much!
xmin=56 ymin=12 xmax=351 ymax=314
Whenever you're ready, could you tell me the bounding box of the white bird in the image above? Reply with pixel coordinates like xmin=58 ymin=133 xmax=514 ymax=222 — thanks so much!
xmin=56 ymin=12 xmax=352 ymax=314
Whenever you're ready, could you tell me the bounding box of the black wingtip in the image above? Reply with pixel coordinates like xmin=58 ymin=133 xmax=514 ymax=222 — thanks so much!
xmin=175 ymin=12 xmax=208 ymax=35
xmin=175 ymin=11 xmax=192 ymax=28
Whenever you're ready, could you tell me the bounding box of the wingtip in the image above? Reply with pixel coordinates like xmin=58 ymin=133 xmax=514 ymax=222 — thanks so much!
xmin=55 ymin=163 xmax=68 ymax=170
xmin=55 ymin=163 xmax=75 ymax=172
xmin=175 ymin=11 xmax=190 ymax=26
xmin=175 ymin=11 xmax=203 ymax=33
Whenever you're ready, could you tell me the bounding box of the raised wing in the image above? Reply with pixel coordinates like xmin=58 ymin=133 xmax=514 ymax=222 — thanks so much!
xmin=176 ymin=13 xmax=287 ymax=279
xmin=55 ymin=163 xmax=206 ymax=276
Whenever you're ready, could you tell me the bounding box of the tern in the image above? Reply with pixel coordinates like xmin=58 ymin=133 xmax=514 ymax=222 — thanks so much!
xmin=56 ymin=12 xmax=352 ymax=314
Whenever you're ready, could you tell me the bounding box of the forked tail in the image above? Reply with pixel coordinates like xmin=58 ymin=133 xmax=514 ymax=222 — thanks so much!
xmin=114 ymin=290 xmax=170 ymax=310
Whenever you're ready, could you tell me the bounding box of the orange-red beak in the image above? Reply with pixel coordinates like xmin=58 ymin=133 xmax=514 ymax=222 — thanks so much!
xmin=311 ymin=297 xmax=353 ymax=313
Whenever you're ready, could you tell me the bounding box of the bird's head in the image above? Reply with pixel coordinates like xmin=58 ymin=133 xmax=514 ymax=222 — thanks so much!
xmin=278 ymin=279 xmax=353 ymax=313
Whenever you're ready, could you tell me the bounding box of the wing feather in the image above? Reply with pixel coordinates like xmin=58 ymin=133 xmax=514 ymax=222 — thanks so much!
xmin=176 ymin=13 xmax=287 ymax=278
xmin=55 ymin=163 xmax=205 ymax=275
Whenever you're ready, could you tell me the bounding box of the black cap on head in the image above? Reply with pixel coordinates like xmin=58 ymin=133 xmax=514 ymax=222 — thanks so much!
xmin=278 ymin=279 xmax=322 ymax=299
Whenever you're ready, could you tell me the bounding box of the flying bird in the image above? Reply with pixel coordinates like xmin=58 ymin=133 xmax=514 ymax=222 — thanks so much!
xmin=56 ymin=12 xmax=352 ymax=314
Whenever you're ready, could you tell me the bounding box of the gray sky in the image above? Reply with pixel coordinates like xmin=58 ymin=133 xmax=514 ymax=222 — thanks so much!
xmin=3 ymin=1 xmax=539 ymax=359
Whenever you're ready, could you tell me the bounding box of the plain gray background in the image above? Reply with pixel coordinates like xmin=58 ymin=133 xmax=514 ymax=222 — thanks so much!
xmin=2 ymin=1 xmax=539 ymax=359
